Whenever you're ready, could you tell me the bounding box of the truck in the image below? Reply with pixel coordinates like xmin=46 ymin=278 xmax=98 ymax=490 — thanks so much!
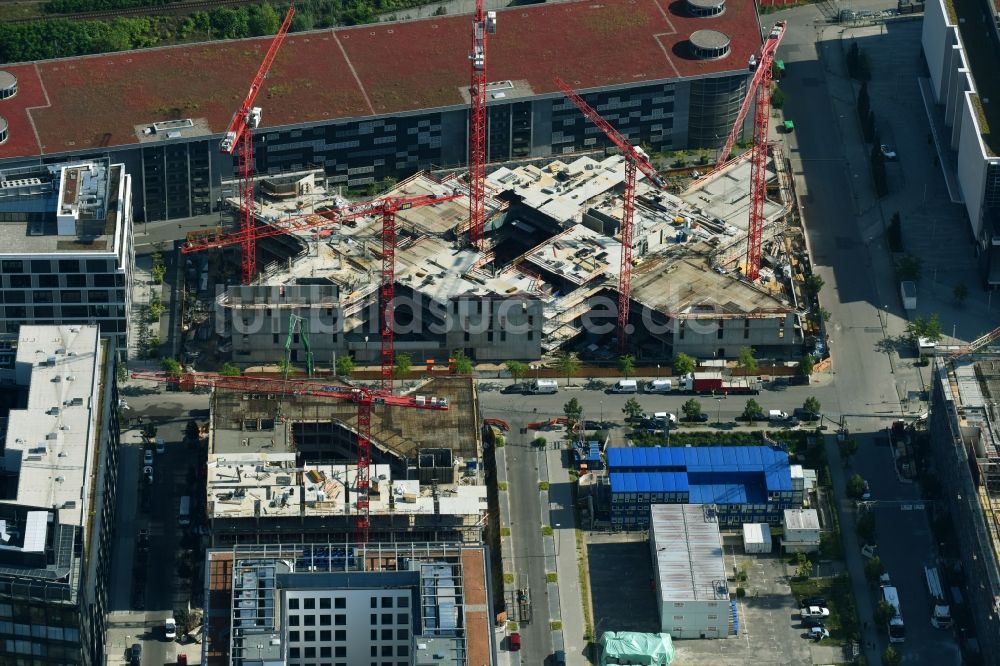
xmin=678 ymin=372 xmax=760 ymax=395
xmin=924 ymin=565 xmax=953 ymax=629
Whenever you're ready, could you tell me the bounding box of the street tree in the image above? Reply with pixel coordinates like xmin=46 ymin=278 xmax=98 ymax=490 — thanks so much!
xmin=803 ymin=396 xmax=821 ymax=418
xmin=796 ymin=354 xmax=815 ymax=379
xmin=742 ymin=399 xmax=763 ymax=422
xmin=804 ymin=274 xmax=824 ymax=295
xmin=682 ymin=398 xmax=702 ymax=421
xmin=622 ymin=397 xmax=643 ymax=420
xmin=556 ymin=351 xmax=580 ymax=385
xmin=563 ymin=397 xmax=583 ymax=424
xmin=770 ymin=85 xmax=786 ymax=110
xmin=737 ymin=347 xmax=758 ymax=388
xmin=160 ymin=357 xmax=182 ymax=378
xmin=906 ymin=313 xmax=943 ymax=343
xmin=394 ymin=353 xmax=413 ymax=379
xmin=673 ymin=352 xmax=696 ymax=376
xmin=895 ymin=254 xmax=923 ymax=282
xmin=874 ymin=601 xmax=895 ymax=628
xmin=839 ymin=437 xmax=859 ymax=462
xmin=618 ymin=354 xmax=635 ymax=379
xmin=846 ymin=473 xmax=867 ymax=499
xmin=882 ymin=647 xmax=902 ymax=666
xmin=452 ymin=351 xmax=474 ymax=375
xmin=505 ymin=360 xmax=528 ymax=383
xmin=219 ymin=362 xmax=240 ymax=377
xmin=335 ymin=355 xmax=354 ymax=378
xmin=953 ymin=283 xmax=969 ymax=306
xmin=864 ymin=556 xmax=884 ymax=586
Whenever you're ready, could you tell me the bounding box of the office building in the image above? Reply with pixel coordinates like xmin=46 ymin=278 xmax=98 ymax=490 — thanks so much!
xmin=0 ymin=0 xmax=762 ymax=222
xmin=0 ymin=160 xmax=134 ymax=354
xmin=922 ymin=0 xmax=1000 ymax=284
xmin=0 ymin=325 xmax=120 ymax=665
xmin=203 ymin=542 xmax=496 ymax=666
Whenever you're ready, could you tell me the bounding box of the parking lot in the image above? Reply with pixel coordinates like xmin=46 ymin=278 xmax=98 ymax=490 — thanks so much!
xmin=586 ymin=530 xmax=847 ymax=665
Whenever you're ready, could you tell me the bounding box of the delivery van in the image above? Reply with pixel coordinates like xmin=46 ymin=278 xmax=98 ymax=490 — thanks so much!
xmin=610 ymin=379 xmax=638 ymax=394
xmin=527 ymin=379 xmax=558 ymax=394
xmin=645 ymin=379 xmax=673 ymax=393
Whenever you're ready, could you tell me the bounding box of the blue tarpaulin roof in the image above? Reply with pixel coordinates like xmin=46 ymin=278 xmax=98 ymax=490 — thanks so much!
xmin=606 ymin=446 xmax=793 ymax=492
xmin=610 ymin=472 xmax=690 ymax=493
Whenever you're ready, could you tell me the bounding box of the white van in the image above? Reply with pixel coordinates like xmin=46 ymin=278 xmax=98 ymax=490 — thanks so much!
xmin=179 ymin=495 xmax=191 ymax=526
xmin=645 ymin=379 xmax=673 ymax=393
xmin=527 ymin=379 xmax=558 ymax=394
xmin=610 ymin=379 xmax=638 ymax=394
xmin=768 ymin=410 xmax=789 ymax=421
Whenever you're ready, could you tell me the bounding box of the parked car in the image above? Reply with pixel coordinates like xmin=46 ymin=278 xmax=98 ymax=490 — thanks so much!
xmin=800 ymin=596 xmax=827 ymax=608
xmin=809 ymin=626 xmax=830 ymax=641
xmin=861 ymin=479 xmax=871 ymax=500
xmin=129 ymin=644 xmax=142 ymax=665
xmin=177 ymin=655 xmax=188 ymax=666
xmin=155 ymin=438 xmax=166 ymax=454
xmin=143 ymin=466 xmax=154 ymax=485
xmin=802 ymin=616 xmax=825 ymax=628
xmin=880 ymin=144 xmax=897 ymax=160
xmin=684 ymin=413 xmax=710 ymax=422
xmin=143 ymin=449 xmax=154 ymax=466
xmin=164 ymin=617 xmax=177 ymax=640
xmin=800 ymin=606 xmax=830 ymax=619
xmin=509 ymin=632 xmax=521 ymax=651
xmin=861 ymin=544 xmax=878 ymax=559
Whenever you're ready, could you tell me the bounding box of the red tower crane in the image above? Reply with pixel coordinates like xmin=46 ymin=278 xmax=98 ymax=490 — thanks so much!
xmin=554 ymin=77 xmax=666 ymax=354
xmin=220 ymin=6 xmax=295 ymax=286
xmin=131 ymin=370 xmax=449 ymax=541
xmin=949 ymin=325 xmax=1000 ymax=361
xmin=467 ymin=0 xmax=495 ymax=249
xmin=182 ymin=193 xmax=459 ymax=391
xmin=744 ymin=22 xmax=787 ymax=281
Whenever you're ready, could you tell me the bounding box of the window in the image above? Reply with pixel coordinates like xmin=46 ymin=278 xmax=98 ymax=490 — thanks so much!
xmin=335 ymin=646 xmax=346 ymax=658
xmin=370 ymin=613 xmax=377 ymax=624
xmin=381 ymin=645 xmax=393 ymax=657
xmin=334 ymin=598 xmax=345 ymax=609
xmin=10 ymin=275 xmax=29 ymax=288
xmin=396 ymin=613 xmax=407 ymax=624
xmin=381 ymin=613 xmax=392 ymax=624
xmin=335 ymin=630 xmax=346 ymax=641
xmin=1 ymin=260 xmax=23 ymax=273
xmin=382 ymin=629 xmax=393 ymax=640
xmin=320 ymin=630 xmax=331 ymax=641
xmin=39 ymin=275 xmax=58 ymax=287
xmin=320 ymin=597 xmax=332 ymax=609
xmin=334 ymin=614 xmax=345 ymax=626
xmin=289 ymin=615 xmax=300 ymax=626
xmin=303 ymin=631 xmax=315 ymax=642
xmin=397 ymin=597 xmax=408 ymax=608
xmin=289 ymin=648 xmax=300 ymax=658
xmin=371 ymin=646 xmax=378 ymax=657
xmin=30 ymin=260 xmax=50 ymax=273
xmin=34 ymin=291 xmax=53 ymax=303
xmin=66 ymin=274 xmax=86 ymax=287
xmin=61 ymin=290 xmax=82 ymax=303
xmin=370 ymin=629 xmax=377 ymax=640
xmin=86 ymin=259 xmax=107 ymax=272
xmin=94 ymin=274 xmax=114 ymax=287
xmin=58 ymin=260 xmax=79 ymax=273
xmin=304 ymin=615 xmax=316 ymax=626
xmin=304 ymin=598 xmax=316 ymax=610
xmin=304 ymin=647 xmax=316 ymax=658
xmin=396 ymin=628 xmax=408 ymax=640
xmin=397 ymin=645 xmax=409 ymax=657
xmin=381 ymin=596 xmax=393 ymax=608
xmin=320 ymin=614 xmax=331 ymax=626
xmin=371 ymin=598 xmax=378 ymax=609
xmin=320 ymin=646 xmax=332 ymax=658
xmin=289 ymin=630 xmax=300 ymax=641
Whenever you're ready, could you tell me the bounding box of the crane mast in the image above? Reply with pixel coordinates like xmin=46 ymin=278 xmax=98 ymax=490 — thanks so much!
xmin=468 ymin=0 xmax=495 ymax=249
xmin=220 ymin=6 xmax=295 ymax=285
xmin=745 ymin=22 xmax=786 ymax=281
xmin=554 ymin=78 xmax=665 ymax=354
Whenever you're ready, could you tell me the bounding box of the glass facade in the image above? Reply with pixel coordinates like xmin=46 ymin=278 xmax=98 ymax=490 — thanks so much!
xmin=688 ymin=73 xmax=748 ymax=149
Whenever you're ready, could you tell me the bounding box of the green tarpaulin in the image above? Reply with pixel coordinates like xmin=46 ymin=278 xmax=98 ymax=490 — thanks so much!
xmin=783 ymin=120 xmax=795 ymax=131
xmin=599 ymin=632 xmax=675 ymax=666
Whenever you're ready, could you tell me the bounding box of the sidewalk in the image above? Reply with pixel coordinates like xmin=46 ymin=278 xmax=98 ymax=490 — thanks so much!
xmin=545 ymin=442 xmax=589 ymax=664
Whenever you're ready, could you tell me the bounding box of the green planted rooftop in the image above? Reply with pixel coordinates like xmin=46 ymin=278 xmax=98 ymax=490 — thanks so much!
xmin=953 ymin=0 xmax=1000 ymax=156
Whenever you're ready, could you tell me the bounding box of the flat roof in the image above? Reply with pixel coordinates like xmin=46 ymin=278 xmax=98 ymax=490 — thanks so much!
xmin=0 ymin=161 xmax=126 ymax=254
xmin=629 ymin=254 xmax=793 ymax=317
xmin=523 ymin=223 xmax=623 ymax=286
xmin=2 ymin=325 xmax=103 ymax=526
xmin=651 ymin=503 xmax=727 ymax=602
xmin=0 ymin=0 xmax=760 ymax=159
xmin=783 ymin=508 xmax=820 ymax=530
xmin=206 ymin=456 xmax=487 ymax=520
xmin=607 ymin=445 xmax=794 ymax=492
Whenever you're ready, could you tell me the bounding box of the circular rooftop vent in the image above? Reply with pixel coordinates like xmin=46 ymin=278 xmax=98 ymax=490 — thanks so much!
xmin=0 ymin=71 xmax=16 ymax=100
xmin=687 ymin=0 xmax=726 ymax=17
xmin=690 ymin=29 xmax=731 ymax=60
xmin=0 ymin=115 xmax=8 ymax=145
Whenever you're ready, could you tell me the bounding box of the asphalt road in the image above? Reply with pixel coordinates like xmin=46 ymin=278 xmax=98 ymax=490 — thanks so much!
xmin=774 ymin=4 xmax=961 ymax=663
